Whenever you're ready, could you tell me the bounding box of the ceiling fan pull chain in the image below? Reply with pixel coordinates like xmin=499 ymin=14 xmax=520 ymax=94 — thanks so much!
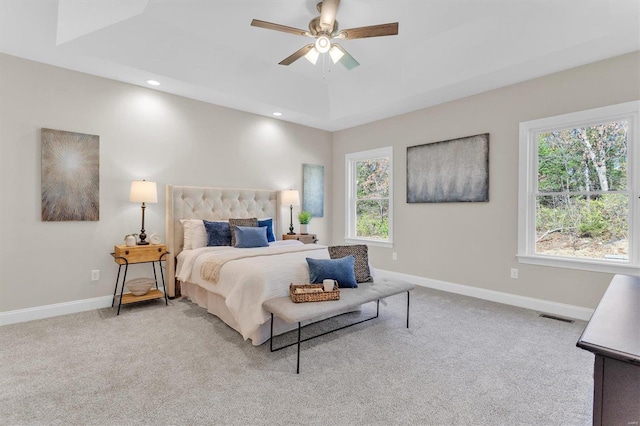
xmin=322 ymin=52 xmax=326 ymax=79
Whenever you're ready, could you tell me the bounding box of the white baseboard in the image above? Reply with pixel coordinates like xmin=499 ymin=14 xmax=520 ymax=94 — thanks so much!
xmin=377 ymin=269 xmax=594 ymax=321
xmin=0 ymin=296 xmax=114 ymax=326
xmin=1 ymin=273 xmax=594 ymax=326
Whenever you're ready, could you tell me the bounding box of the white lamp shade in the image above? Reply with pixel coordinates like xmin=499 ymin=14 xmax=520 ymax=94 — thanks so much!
xmin=329 ymin=45 xmax=344 ymax=64
xmin=304 ymin=48 xmax=320 ymax=65
xmin=130 ymin=180 xmax=158 ymax=203
xmin=281 ymin=190 xmax=300 ymax=206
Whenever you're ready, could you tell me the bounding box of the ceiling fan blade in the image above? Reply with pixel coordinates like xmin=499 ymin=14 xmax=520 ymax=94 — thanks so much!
xmin=335 ymin=22 xmax=398 ymax=40
xmin=319 ymin=0 xmax=340 ymax=32
xmin=251 ymin=19 xmax=311 ymax=37
xmin=333 ymin=44 xmax=359 ymax=70
xmin=279 ymin=44 xmax=315 ymax=66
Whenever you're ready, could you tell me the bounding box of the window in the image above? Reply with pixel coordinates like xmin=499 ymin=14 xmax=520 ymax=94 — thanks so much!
xmin=345 ymin=147 xmax=393 ymax=247
xmin=518 ymin=101 xmax=639 ymax=274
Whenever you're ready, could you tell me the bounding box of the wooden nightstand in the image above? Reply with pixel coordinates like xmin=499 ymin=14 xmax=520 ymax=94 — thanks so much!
xmin=111 ymin=244 xmax=168 ymax=315
xmin=283 ymin=233 xmax=318 ymax=244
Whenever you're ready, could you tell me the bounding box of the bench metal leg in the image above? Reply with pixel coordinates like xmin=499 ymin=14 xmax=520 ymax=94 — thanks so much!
xmin=297 ymin=322 xmax=301 ymax=374
xmin=407 ymin=291 xmax=410 ymax=328
xmin=270 ymin=313 xmax=274 ymax=352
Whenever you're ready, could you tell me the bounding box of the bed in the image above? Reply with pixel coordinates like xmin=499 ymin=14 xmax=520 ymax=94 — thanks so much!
xmin=165 ymin=185 xmax=341 ymax=345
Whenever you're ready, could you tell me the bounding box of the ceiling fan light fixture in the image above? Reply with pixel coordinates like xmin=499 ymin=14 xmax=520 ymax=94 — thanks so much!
xmin=304 ymin=47 xmax=320 ymax=65
xmin=315 ymin=35 xmax=331 ymax=53
xmin=329 ymin=45 xmax=344 ymax=63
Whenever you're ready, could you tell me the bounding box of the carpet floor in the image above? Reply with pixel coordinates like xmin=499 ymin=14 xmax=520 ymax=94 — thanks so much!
xmin=0 ymin=285 xmax=594 ymax=425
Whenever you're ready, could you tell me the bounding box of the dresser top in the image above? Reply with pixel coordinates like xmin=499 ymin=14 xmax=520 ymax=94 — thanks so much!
xmin=577 ymin=274 xmax=640 ymax=364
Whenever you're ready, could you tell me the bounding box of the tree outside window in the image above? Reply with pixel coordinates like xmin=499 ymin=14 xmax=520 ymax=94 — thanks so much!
xmin=536 ymin=121 xmax=629 ymax=260
xmin=346 ymin=147 xmax=393 ymax=246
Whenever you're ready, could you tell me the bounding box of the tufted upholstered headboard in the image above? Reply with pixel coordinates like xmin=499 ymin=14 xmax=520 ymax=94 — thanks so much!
xmin=164 ymin=185 xmax=280 ymax=297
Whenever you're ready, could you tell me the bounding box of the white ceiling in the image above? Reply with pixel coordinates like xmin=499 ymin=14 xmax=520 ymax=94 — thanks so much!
xmin=1 ymin=0 xmax=638 ymax=131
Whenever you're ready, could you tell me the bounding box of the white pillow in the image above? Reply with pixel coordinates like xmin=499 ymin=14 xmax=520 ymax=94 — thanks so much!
xmin=180 ymin=219 xmax=207 ymax=250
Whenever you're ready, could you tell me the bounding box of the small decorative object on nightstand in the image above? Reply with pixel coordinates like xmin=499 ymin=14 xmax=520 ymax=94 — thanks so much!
xmin=124 ymin=233 xmax=137 ymax=247
xmin=298 ymin=211 xmax=312 ymax=235
xmin=111 ymin=243 xmax=168 ymax=315
xmin=283 ymin=233 xmax=318 ymax=244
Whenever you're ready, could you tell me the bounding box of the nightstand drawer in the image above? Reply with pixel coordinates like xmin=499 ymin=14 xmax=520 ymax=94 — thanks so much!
xmin=282 ymin=234 xmax=317 ymax=244
xmin=113 ymin=244 xmax=166 ymax=264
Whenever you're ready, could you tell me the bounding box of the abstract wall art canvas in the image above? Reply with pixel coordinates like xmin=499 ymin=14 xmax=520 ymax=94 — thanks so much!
xmin=302 ymin=163 xmax=324 ymax=218
xmin=41 ymin=128 xmax=100 ymax=221
xmin=407 ymin=133 xmax=489 ymax=203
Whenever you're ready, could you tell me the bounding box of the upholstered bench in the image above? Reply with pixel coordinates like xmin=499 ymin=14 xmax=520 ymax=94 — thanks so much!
xmin=263 ymin=278 xmax=415 ymax=373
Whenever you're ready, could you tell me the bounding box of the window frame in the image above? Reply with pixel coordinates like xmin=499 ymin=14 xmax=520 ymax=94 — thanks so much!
xmin=518 ymin=101 xmax=640 ymax=274
xmin=345 ymin=146 xmax=393 ymax=248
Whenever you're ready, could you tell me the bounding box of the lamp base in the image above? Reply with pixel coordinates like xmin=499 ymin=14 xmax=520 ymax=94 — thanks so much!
xmin=137 ymin=240 xmax=150 ymax=245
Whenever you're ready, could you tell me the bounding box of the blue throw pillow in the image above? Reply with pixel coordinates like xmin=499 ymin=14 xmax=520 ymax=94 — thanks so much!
xmin=203 ymin=220 xmax=231 ymax=246
xmin=306 ymin=255 xmax=357 ymax=288
xmin=234 ymin=225 xmax=269 ymax=248
xmin=258 ymin=218 xmax=275 ymax=242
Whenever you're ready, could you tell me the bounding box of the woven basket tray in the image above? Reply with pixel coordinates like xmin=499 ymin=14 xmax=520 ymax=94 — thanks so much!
xmin=289 ymin=283 xmax=340 ymax=303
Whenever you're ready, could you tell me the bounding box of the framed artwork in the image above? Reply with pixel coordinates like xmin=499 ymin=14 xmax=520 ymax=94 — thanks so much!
xmin=41 ymin=128 xmax=100 ymax=221
xmin=407 ymin=133 xmax=489 ymax=203
xmin=302 ymin=163 xmax=324 ymax=217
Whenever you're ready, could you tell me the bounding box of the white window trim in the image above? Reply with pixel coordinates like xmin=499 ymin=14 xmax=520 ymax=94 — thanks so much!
xmin=345 ymin=146 xmax=393 ymax=248
xmin=518 ymin=100 xmax=640 ymax=274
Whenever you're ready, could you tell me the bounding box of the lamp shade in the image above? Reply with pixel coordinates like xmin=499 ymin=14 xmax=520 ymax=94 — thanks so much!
xmin=129 ymin=180 xmax=158 ymax=203
xmin=304 ymin=47 xmax=320 ymax=65
xmin=281 ymin=190 xmax=300 ymax=206
xmin=329 ymin=45 xmax=344 ymax=64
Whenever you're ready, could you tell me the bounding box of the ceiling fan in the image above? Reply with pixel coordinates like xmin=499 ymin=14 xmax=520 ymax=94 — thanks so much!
xmin=250 ymin=0 xmax=399 ymax=70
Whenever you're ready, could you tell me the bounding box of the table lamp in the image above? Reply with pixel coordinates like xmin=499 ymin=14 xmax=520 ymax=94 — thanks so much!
xmin=281 ymin=189 xmax=300 ymax=235
xmin=130 ymin=180 xmax=158 ymax=245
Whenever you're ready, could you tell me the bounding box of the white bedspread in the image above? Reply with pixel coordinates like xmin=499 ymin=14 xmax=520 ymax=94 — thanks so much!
xmin=176 ymin=241 xmax=330 ymax=340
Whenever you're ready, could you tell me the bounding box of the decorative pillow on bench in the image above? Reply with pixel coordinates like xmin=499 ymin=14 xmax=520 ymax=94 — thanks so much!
xmin=328 ymin=245 xmax=373 ymax=283
xmin=306 ymin=255 xmax=358 ymax=288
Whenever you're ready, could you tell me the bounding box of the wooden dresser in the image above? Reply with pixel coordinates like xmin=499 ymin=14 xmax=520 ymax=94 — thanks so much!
xmin=576 ymin=274 xmax=640 ymax=425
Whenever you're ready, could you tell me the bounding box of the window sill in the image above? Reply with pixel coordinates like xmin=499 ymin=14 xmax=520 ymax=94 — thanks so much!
xmin=345 ymin=237 xmax=393 ymax=248
xmin=517 ymin=253 xmax=639 ymax=275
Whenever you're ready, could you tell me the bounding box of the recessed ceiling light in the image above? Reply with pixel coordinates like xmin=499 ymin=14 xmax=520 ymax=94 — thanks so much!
xmin=273 ymin=112 xmax=282 ymax=117
xmin=147 ymin=80 xmax=160 ymax=86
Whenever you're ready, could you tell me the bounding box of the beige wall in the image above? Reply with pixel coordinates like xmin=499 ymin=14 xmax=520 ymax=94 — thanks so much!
xmin=332 ymin=52 xmax=640 ymax=309
xmin=0 ymin=54 xmax=332 ymax=312
xmin=2 ymin=51 xmax=638 ymax=315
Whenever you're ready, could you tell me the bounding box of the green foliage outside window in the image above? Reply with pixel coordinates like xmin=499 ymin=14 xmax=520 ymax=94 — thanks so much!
xmin=536 ymin=121 xmax=629 ymax=259
xmin=355 ymin=158 xmax=389 ymax=239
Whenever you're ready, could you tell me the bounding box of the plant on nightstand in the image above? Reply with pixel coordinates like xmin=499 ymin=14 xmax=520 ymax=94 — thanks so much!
xmin=298 ymin=211 xmax=312 ymax=235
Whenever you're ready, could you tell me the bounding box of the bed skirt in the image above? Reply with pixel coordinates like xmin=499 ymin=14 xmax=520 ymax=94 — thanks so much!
xmin=180 ymin=281 xmax=362 ymax=346
xmin=181 ymin=281 xmax=301 ymax=345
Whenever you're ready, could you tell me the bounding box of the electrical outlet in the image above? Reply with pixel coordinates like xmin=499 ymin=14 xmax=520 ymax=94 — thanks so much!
xmin=510 ymin=268 xmax=519 ymax=279
xmin=392 ymin=252 xmax=398 ymax=260
xmin=91 ymin=270 xmax=100 ymax=281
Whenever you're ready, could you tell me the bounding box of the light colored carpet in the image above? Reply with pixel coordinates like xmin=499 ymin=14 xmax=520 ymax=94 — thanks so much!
xmin=0 ymin=285 xmax=593 ymax=425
